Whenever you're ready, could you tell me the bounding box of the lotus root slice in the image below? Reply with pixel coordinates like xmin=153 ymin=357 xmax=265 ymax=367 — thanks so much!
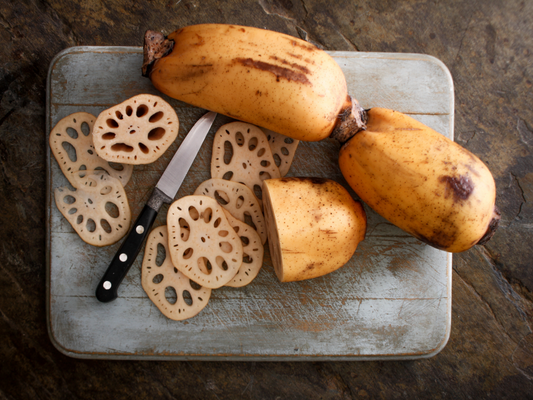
xmin=49 ymin=112 xmax=133 ymax=187
xmin=211 ymin=121 xmax=281 ymax=205
xmin=167 ymin=195 xmax=243 ymax=289
xmin=93 ymin=94 xmax=179 ymax=164
xmin=142 ymin=225 xmax=211 ymax=320
xmin=263 ymin=128 xmax=299 ymax=177
xmin=222 ymin=210 xmax=264 ymax=287
xmin=194 ymin=178 xmax=267 ymax=244
xmin=54 ymin=171 xmax=131 ymax=246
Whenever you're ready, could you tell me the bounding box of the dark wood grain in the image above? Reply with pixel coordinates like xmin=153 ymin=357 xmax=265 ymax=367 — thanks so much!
xmin=1 ymin=0 xmax=532 ymax=398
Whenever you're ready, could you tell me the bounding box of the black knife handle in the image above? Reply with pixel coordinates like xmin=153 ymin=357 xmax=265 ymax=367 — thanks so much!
xmin=95 ymin=204 xmax=158 ymax=302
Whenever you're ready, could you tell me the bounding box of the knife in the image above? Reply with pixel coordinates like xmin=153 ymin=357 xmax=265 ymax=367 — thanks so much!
xmin=95 ymin=111 xmax=217 ymax=303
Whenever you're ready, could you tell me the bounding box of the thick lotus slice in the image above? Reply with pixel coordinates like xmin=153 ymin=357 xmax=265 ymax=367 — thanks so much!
xmin=211 ymin=121 xmax=281 ymax=204
xmin=54 ymin=171 xmax=131 ymax=246
xmin=263 ymin=128 xmax=299 ymax=177
xmin=222 ymin=211 xmax=264 ymax=288
xmin=167 ymin=195 xmax=243 ymax=289
xmin=142 ymin=225 xmax=211 ymax=320
xmin=93 ymin=94 xmax=179 ymax=164
xmin=194 ymin=178 xmax=267 ymax=244
xmin=49 ymin=112 xmax=133 ymax=187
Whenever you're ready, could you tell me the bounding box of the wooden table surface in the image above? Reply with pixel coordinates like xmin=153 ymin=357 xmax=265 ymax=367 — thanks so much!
xmin=1 ymin=0 xmax=532 ymax=398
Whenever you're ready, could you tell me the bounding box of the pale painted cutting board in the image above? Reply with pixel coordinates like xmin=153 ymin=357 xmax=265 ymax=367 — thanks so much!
xmin=46 ymin=46 xmax=453 ymax=360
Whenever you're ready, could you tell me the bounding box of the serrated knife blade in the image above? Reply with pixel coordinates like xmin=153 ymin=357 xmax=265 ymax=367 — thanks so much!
xmin=96 ymin=111 xmax=217 ymax=302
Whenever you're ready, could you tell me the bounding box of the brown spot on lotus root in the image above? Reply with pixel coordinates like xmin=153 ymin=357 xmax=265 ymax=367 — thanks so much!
xmin=439 ymin=175 xmax=474 ymax=202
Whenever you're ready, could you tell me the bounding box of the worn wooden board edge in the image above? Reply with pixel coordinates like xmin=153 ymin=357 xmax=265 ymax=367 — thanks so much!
xmin=45 ymin=46 xmax=453 ymax=361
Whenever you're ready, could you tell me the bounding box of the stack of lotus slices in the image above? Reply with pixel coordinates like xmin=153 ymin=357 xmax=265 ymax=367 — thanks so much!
xmin=49 ymin=94 xmax=301 ymax=321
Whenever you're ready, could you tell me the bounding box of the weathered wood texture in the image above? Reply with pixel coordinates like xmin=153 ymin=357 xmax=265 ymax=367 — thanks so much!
xmin=1 ymin=0 xmax=532 ymax=398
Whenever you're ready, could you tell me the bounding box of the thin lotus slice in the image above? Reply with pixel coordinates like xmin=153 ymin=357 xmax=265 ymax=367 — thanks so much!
xmin=222 ymin=210 xmax=264 ymax=288
xmin=211 ymin=121 xmax=281 ymax=205
xmin=49 ymin=112 xmax=133 ymax=187
xmin=263 ymin=128 xmax=299 ymax=177
xmin=54 ymin=171 xmax=131 ymax=246
xmin=194 ymin=178 xmax=267 ymax=244
xmin=93 ymin=94 xmax=179 ymax=164
xmin=167 ymin=195 xmax=243 ymax=289
xmin=142 ymin=225 xmax=211 ymax=321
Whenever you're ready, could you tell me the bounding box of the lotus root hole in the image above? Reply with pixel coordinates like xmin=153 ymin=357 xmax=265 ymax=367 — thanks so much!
xmin=68 ymin=207 xmax=77 ymax=215
xmin=62 ymin=142 xmax=77 ymax=162
xmin=81 ymin=122 xmax=91 ymax=136
xmin=202 ymin=208 xmax=213 ymax=223
xmin=63 ymin=195 xmax=76 ymax=205
xmin=100 ymin=185 xmax=112 ymax=196
xmin=86 ymin=218 xmax=96 ymax=232
xmin=282 ymin=147 xmax=290 ymax=156
xmin=76 ymin=215 xmax=83 ymax=224
xmin=149 ymin=111 xmax=164 ymax=123
xmin=273 ymin=153 xmax=282 ymax=167
xmin=106 ymin=119 xmax=119 ymax=128
xmin=136 ymin=104 xmax=149 ymax=118
xmin=183 ymin=248 xmax=194 ymax=260
xmin=241 ymin=236 xmax=250 ymax=246
xmin=261 ymin=160 xmax=270 ymax=167
xmin=156 ymin=243 xmax=166 ymax=266
xmin=214 ymin=190 xmax=229 ymax=205
xmin=108 ymin=162 xmax=124 ymax=171
xmin=126 ymin=106 xmax=133 ymax=116
xmin=198 ymin=257 xmax=212 ymax=274
xmin=102 ymin=132 xmax=116 ymax=140
xmin=244 ymin=213 xmax=257 ymax=230
xmin=165 ymin=286 xmax=177 ymax=305
xmin=243 ymin=254 xmax=252 ymax=264
xmin=223 ymin=141 xmax=233 ymax=164
xmin=213 ymin=217 xmax=222 ymax=228
xmin=139 ymin=143 xmax=149 ymax=154
xmin=66 ymin=127 xmax=78 ymax=139
xmin=148 ymin=127 xmax=166 ymax=141
xmin=257 ymin=147 xmax=266 ymax=157
xmin=254 ymin=184 xmax=263 ymax=200
xmin=188 ymin=206 xmax=200 ymax=220
xmin=115 ymin=111 xmax=123 ymax=120
xmin=249 ymin=137 xmax=260 ymax=151
xmin=111 ymin=143 xmax=134 ymax=152
xmin=242 ymin=162 xmax=247 ymax=169
xmin=190 ymin=280 xmax=202 ymax=290
xmin=236 ymin=196 xmax=245 ymax=209
xmin=153 ymin=274 xmax=164 ymax=284
xmin=105 ymin=202 xmax=119 ymax=218
xmin=216 ymin=256 xmax=229 ymax=271
xmin=235 ymin=132 xmax=245 ymax=146
xmin=259 ymin=171 xmax=272 ymax=180
xmin=218 ymin=230 xmax=229 ymax=237
xmin=219 ymin=242 xmax=233 ymax=253
xmin=182 ymin=290 xmax=193 ymax=306
xmin=222 ymin=171 xmax=233 ymax=180
xmin=100 ymin=219 xmax=112 ymax=233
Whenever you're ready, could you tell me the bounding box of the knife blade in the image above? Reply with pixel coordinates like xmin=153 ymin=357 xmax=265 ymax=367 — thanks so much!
xmin=95 ymin=111 xmax=217 ymax=303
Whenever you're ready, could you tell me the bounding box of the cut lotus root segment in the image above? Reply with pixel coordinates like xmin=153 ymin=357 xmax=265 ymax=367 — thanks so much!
xmin=211 ymin=121 xmax=281 ymax=205
xmin=142 ymin=225 xmax=211 ymax=321
xmin=194 ymin=178 xmax=267 ymax=244
xmin=92 ymin=94 xmax=179 ymax=164
xmin=49 ymin=112 xmax=133 ymax=187
xmin=222 ymin=210 xmax=264 ymax=288
xmin=263 ymin=128 xmax=299 ymax=177
xmin=167 ymin=195 xmax=243 ymax=289
xmin=54 ymin=171 xmax=131 ymax=246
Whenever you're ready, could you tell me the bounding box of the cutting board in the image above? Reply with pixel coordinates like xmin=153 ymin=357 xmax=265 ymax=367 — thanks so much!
xmin=46 ymin=46 xmax=453 ymax=360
